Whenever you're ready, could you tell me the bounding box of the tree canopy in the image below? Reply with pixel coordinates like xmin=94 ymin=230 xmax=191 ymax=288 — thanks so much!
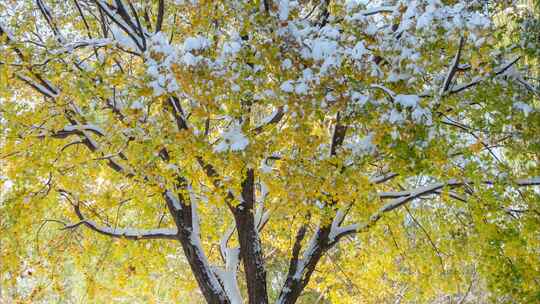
xmin=1 ymin=0 xmax=539 ymax=303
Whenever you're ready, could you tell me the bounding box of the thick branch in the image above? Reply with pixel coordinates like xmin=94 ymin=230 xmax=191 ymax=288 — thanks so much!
xmin=280 ymin=223 xmax=308 ymax=300
xmin=163 ymin=185 xmax=230 ymax=304
xmin=215 ymin=226 xmax=242 ymax=303
xmin=277 ymin=225 xmax=331 ymax=304
xmin=232 ymin=169 xmax=269 ymax=304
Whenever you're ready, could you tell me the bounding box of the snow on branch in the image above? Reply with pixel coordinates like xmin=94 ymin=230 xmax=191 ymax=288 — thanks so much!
xmin=277 ymin=224 xmax=330 ymax=304
xmin=448 ymin=56 xmax=521 ymax=95
xmin=254 ymin=204 xmax=271 ymax=232
xmin=95 ymin=0 xmax=146 ymax=52
xmin=45 ymin=122 xmax=135 ymax=176
xmin=16 ymin=73 xmax=59 ymax=99
xmin=54 ymin=124 xmax=106 ymax=137
xmin=61 ymin=191 xmax=177 ymax=240
xmin=369 ymin=172 xmax=399 ymax=184
xmin=369 ymin=84 xmax=396 ymax=100
xmin=358 ymin=6 xmax=397 ymax=16
xmin=377 ymin=177 xmax=540 ymax=200
xmin=440 ymin=36 xmax=465 ymax=95
xmin=187 ymin=196 xmax=226 ymax=297
xmin=50 ymin=38 xmax=113 ymax=55
xmin=67 ymin=219 xmax=178 ymax=240
xmin=162 ymin=183 xmax=229 ymax=302
xmin=215 ymin=226 xmax=242 ymax=304
xmin=164 ymin=190 xmax=182 ymax=211
xmin=7 ymin=30 xmax=139 ymax=179
xmin=515 ymin=177 xmax=540 ymax=186
xmin=330 ymin=177 xmax=540 ymax=242
xmin=379 ymin=182 xmax=448 ymax=212
xmin=252 ymin=106 xmax=285 ymax=134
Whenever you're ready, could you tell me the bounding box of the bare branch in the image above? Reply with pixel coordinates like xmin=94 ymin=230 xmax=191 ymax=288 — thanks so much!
xmin=155 ymin=0 xmax=165 ymax=33
xmin=440 ymin=36 xmax=465 ymax=94
xmin=369 ymin=172 xmax=399 ymax=184
xmin=448 ymin=57 xmax=520 ymax=95
xmin=60 ymin=190 xmax=178 ymax=240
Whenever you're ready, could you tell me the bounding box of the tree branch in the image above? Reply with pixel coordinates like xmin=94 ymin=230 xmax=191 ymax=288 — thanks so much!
xmin=330 ymin=112 xmax=347 ymax=156
xmin=214 ymin=226 xmax=242 ymax=303
xmin=276 ymin=172 xmax=399 ymax=303
xmin=155 ymin=0 xmax=165 ymax=33
xmin=163 ymin=182 xmax=231 ymax=304
xmin=448 ymin=57 xmax=520 ymax=95
xmin=440 ymin=36 xmax=464 ymax=94
xmin=4 ymin=29 xmax=141 ymax=179
xmin=59 ymin=190 xmax=177 ymax=240
xmin=376 ymin=177 xmax=540 ymax=200
xmin=277 ymin=225 xmax=331 ymax=304
xmin=331 ymin=177 xmax=540 ymax=241
xmin=167 ymin=95 xmax=189 ymax=130
xmin=252 ymin=106 xmax=285 ymax=134
xmin=94 ymin=0 xmax=145 ymax=52
xmin=232 ymin=168 xmax=269 ymax=304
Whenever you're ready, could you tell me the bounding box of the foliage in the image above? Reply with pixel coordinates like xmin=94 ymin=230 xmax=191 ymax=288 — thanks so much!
xmin=1 ymin=1 xmax=539 ymax=303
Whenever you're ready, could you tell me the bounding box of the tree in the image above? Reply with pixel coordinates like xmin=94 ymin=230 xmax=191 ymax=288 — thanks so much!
xmin=1 ymin=0 xmax=539 ymax=303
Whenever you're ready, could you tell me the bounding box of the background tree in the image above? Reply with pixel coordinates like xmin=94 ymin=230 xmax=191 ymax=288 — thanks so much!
xmin=1 ymin=0 xmax=539 ymax=303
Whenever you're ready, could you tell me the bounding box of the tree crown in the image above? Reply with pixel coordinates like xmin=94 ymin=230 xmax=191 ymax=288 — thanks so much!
xmin=1 ymin=1 xmax=539 ymax=303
